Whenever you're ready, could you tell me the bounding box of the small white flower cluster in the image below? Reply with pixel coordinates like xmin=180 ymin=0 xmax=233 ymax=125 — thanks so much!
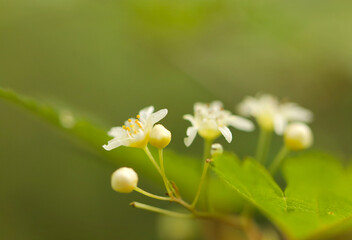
xmin=104 ymin=93 xmax=314 ymax=198
xmin=97 ymin=90 xmax=324 ymax=240
xmin=103 ymin=106 xmax=173 ymax=193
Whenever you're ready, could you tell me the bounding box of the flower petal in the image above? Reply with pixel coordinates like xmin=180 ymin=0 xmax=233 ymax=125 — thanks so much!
xmin=139 ymin=106 xmax=155 ymax=119
xmin=103 ymin=140 xmax=123 ymax=151
xmin=219 ymin=126 xmax=232 ymax=143
xmin=210 ymin=100 xmax=223 ymax=110
xmin=108 ymin=127 xmax=125 ymax=137
xmin=151 ymin=109 xmax=168 ymax=124
xmin=281 ymin=103 xmax=313 ymax=123
xmin=237 ymin=96 xmax=257 ymax=116
xmin=183 ymin=114 xmax=196 ymax=126
xmin=184 ymin=126 xmax=198 ymax=147
xmin=274 ymin=114 xmax=287 ymax=135
xmin=227 ymin=115 xmax=255 ymax=132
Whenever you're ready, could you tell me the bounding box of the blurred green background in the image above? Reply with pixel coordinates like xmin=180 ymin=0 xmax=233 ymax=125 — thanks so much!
xmin=1 ymin=0 xmax=351 ymax=239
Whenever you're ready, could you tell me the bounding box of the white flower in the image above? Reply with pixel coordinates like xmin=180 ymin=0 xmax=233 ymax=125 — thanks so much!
xmin=149 ymin=124 xmax=172 ymax=149
xmin=284 ymin=122 xmax=313 ymax=151
xmin=111 ymin=167 xmax=138 ymax=193
xmin=237 ymin=94 xmax=313 ymax=135
xmin=183 ymin=101 xmax=254 ymax=146
xmin=103 ymin=106 xmax=168 ymax=150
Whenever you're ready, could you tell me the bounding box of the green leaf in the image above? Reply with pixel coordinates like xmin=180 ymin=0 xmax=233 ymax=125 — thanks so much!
xmin=0 ymin=87 xmax=241 ymax=211
xmin=212 ymin=152 xmax=352 ymax=239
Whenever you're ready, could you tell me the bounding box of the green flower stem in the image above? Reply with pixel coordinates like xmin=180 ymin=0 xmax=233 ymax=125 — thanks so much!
xmin=171 ymin=198 xmax=246 ymax=230
xmin=131 ymin=197 xmax=253 ymax=232
xmin=202 ymin=139 xmax=213 ymax=210
xmin=134 ymin=187 xmax=172 ymax=201
xmin=203 ymin=138 xmax=213 ymax=160
xmin=144 ymin=146 xmax=162 ymax=175
xmin=191 ymin=157 xmax=211 ymax=208
xmin=245 ymin=127 xmax=272 ymax=220
xmin=158 ymin=148 xmax=173 ymax=197
xmin=256 ymin=127 xmax=272 ymax=165
xmin=269 ymin=146 xmax=290 ymax=174
xmin=130 ymin=202 xmax=193 ymax=218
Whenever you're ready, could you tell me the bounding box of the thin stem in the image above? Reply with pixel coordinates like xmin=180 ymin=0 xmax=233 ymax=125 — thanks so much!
xmin=255 ymin=127 xmax=272 ymax=165
xmin=130 ymin=202 xmax=193 ymax=219
xmin=173 ymin=198 xmax=245 ymax=230
xmin=130 ymin=195 xmax=249 ymax=232
xmin=197 ymin=212 xmax=245 ymax=231
xmin=191 ymin=159 xmax=211 ymax=208
xmin=134 ymin=187 xmax=172 ymax=201
xmin=202 ymin=139 xmax=213 ymax=211
xmin=143 ymin=146 xmax=162 ymax=175
xmin=158 ymin=148 xmax=173 ymax=197
xmin=203 ymin=138 xmax=213 ymax=160
xmin=269 ymin=146 xmax=290 ymax=174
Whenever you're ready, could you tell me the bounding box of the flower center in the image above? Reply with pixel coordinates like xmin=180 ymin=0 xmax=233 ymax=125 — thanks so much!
xmin=122 ymin=115 xmax=144 ymax=137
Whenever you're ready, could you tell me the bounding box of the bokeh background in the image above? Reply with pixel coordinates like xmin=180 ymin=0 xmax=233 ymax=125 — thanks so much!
xmin=1 ymin=0 xmax=351 ymax=239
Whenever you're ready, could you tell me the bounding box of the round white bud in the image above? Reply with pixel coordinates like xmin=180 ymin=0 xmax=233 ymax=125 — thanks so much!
xmin=149 ymin=124 xmax=171 ymax=149
xmin=111 ymin=167 xmax=138 ymax=193
xmin=211 ymin=143 xmax=223 ymax=157
xmin=284 ymin=123 xmax=313 ymax=151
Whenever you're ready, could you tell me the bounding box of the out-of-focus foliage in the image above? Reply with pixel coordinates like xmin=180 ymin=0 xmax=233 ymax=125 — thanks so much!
xmin=1 ymin=0 xmax=351 ymax=156
xmin=212 ymin=152 xmax=352 ymax=239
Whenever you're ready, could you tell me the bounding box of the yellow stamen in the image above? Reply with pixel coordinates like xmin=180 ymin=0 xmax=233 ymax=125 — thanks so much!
xmin=135 ymin=119 xmax=143 ymax=128
xmin=137 ymin=115 xmax=140 ymax=119
xmin=130 ymin=125 xmax=135 ymax=128
xmin=123 ymin=125 xmax=126 ymax=129
xmin=128 ymin=119 xmax=132 ymax=123
xmin=126 ymin=127 xmax=131 ymax=131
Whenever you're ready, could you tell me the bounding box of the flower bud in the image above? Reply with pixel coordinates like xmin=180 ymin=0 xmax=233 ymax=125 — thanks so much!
xmin=149 ymin=124 xmax=171 ymax=149
xmin=284 ymin=123 xmax=313 ymax=151
xmin=211 ymin=143 xmax=223 ymax=157
xmin=111 ymin=167 xmax=138 ymax=193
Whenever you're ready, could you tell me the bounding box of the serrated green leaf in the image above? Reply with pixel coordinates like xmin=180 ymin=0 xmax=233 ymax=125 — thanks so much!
xmin=212 ymin=152 xmax=352 ymax=240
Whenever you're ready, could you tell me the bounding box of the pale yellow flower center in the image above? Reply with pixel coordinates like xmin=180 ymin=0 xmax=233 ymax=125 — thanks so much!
xmin=122 ymin=114 xmax=150 ymax=148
